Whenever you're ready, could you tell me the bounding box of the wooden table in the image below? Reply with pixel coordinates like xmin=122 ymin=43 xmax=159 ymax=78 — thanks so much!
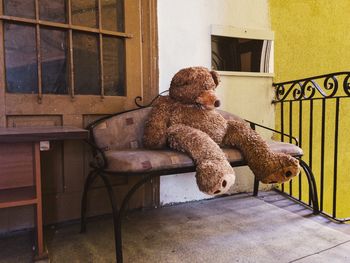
xmin=0 ymin=126 xmax=88 ymax=260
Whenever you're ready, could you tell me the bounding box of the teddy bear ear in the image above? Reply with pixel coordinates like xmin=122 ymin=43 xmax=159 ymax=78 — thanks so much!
xmin=210 ymin=70 xmax=220 ymax=86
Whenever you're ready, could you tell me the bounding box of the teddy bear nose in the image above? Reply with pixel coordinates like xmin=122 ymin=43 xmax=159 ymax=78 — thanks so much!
xmin=214 ymin=100 xmax=221 ymax=108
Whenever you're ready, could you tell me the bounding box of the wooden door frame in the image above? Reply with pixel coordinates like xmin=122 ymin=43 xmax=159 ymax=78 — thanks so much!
xmin=0 ymin=0 xmax=160 ymax=209
xmin=141 ymin=0 xmax=160 ymax=208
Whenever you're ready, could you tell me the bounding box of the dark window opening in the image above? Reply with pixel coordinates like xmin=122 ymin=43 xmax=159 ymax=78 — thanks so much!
xmin=2 ymin=0 xmax=126 ymax=97
xmin=212 ymin=35 xmax=271 ymax=73
xmin=5 ymin=23 xmax=38 ymax=94
xmin=73 ymin=32 xmax=100 ymax=95
xmin=41 ymin=27 xmax=68 ymax=94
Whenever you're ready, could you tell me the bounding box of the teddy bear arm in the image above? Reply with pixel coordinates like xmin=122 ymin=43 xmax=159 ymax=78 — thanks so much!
xmin=167 ymin=124 xmax=228 ymax=162
xmin=223 ymin=120 xmax=300 ymax=184
xmin=167 ymin=124 xmax=235 ymax=195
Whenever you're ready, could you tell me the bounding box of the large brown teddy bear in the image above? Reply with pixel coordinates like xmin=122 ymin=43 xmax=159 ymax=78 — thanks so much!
xmin=143 ymin=66 xmax=300 ymax=195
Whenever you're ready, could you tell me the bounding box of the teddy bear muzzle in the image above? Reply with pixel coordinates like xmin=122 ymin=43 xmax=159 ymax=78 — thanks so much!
xmin=196 ymin=90 xmax=221 ymax=110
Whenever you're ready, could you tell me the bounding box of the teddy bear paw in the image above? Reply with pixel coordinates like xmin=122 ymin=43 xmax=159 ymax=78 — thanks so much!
xmin=196 ymin=160 xmax=235 ymax=195
xmin=260 ymin=161 xmax=301 ymax=184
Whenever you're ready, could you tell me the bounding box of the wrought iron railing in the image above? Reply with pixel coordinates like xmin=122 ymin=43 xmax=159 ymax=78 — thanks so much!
xmin=273 ymin=72 xmax=350 ymax=222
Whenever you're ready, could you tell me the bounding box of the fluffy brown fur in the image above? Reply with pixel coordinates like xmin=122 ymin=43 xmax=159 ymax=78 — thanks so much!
xmin=143 ymin=66 xmax=300 ymax=195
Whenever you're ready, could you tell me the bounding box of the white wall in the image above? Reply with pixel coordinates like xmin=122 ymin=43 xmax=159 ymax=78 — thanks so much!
xmin=158 ymin=0 xmax=273 ymax=205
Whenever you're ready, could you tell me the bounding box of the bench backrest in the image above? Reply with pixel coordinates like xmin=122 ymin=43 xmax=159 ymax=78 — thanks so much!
xmin=92 ymin=107 xmax=244 ymax=151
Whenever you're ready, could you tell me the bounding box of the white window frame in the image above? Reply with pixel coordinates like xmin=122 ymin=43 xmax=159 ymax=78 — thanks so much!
xmin=211 ymin=24 xmax=274 ymax=77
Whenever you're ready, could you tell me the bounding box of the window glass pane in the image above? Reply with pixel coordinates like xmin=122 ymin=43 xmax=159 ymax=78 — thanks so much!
xmin=41 ymin=28 xmax=68 ymax=94
xmin=73 ymin=32 xmax=100 ymax=95
xmin=211 ymin=35 xmax=265 ymax=72
xmin=72 ymin=0 xmax=98 ymax=28
xmin=4 ymin=23 xmax=38 ymax=94
xmin=101 ymin=0 xmax=124 ymax=32
xmin=40 ymin=0 xmax=66 ymax=23
xmin=103 ymin=37 xmax=125 ymax=96
xmin=4 ymin=0 xmax=35 ymax=19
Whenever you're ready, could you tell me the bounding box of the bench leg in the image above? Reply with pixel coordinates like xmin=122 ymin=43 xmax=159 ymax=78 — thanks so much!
xmin=80 ymin=170 xmax=121 ymax=261
xmin=253 ymin=176 xmax=259 ymax=196
xmin=81 ymin=171 xmax=156 ymax=263
xmin=298 ymin=158 xmax=320 ymax=214
xmin=97 ymin=173 xmax=121 ymax=262
xmin=115 ymin=174 xmax=157 ymax=263
xmin=80 ymin=170 xmax=98 ymax=233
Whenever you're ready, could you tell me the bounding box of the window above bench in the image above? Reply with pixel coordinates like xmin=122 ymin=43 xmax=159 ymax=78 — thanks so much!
xmin=211 ymin=25 xmax=274 ymax=77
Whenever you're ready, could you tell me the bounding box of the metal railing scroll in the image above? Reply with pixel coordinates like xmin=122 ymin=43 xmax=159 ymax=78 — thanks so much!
xmin=273 ymin=72 xmax=350 ymax=222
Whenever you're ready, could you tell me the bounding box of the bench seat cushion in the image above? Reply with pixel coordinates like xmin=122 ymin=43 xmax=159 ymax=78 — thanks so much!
xmin=104 ymin=142 xmax=303 ymax=173
xmin=92 ymin=108 xmax=245 ymax=152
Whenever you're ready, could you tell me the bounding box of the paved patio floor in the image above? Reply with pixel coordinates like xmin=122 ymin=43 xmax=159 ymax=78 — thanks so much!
xmin=1 ymin=191 xmax=350 ymax=263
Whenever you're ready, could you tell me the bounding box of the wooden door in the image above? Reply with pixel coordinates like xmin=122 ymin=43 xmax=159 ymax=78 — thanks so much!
xmin=0 ymin=0 xmax=158 ymax=229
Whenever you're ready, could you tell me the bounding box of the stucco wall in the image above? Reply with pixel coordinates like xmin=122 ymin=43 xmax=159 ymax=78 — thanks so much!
xmin=158 ymin=0 xmax=274 ymax=205
xmin=269 ymin=0 xmax=350 ymax=218
xmin=269 ymin=0 xmax=350 ymax=82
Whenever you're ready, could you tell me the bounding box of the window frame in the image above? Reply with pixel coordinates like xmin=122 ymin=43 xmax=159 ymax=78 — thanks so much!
xmin=211 ymin=24 xmax=274 ymax=78
xmin=0 ymin=0 xmax=131 ymax=101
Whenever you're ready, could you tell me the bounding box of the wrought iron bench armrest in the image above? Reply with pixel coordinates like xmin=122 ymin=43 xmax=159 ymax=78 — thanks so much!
xmin=245 ymin=119 xmax=299 ymax=146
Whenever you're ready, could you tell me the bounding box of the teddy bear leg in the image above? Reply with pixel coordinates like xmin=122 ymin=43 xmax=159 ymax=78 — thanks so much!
xmin=167 ymin=124 xmax=235 ymax=195
xmin=223 ymin=120 xmax=300 ymax=184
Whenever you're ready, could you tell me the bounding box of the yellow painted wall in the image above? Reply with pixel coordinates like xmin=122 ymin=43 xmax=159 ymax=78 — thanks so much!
xmin=270 ymin=0 xmax=350 ymax=82
xmin=269 ymin=0 xmax=350 ymax=219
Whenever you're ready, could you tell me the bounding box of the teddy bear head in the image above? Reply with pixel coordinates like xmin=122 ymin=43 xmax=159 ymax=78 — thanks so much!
xmin=169 ymin=66 xmax=221 ymax=110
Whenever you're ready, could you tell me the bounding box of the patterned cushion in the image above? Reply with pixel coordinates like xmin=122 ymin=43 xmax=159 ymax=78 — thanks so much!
xmin=92 ymin=108 xmax=244 ymax=151
xmin=104 ymin=141 xmax=303 ymax=173
xmin=93 ymin=107 xmax=152 ymax=151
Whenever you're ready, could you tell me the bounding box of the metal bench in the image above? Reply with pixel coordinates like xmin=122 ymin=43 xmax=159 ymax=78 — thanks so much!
xmin=80 ymin=106 xmax=319 ymax=263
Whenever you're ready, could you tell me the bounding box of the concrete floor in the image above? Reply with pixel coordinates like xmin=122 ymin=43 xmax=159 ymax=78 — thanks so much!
xmin=1 ymin=191 xmax=350 ymax=263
